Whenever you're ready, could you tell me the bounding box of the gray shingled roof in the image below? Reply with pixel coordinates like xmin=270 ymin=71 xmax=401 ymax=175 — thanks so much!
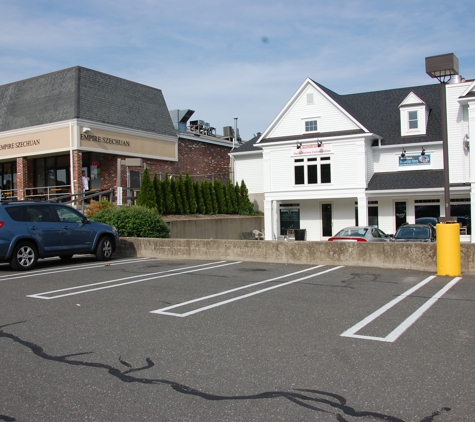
xmin=0 ymin=66 xmax=176 ymax=136
xmin=260 ymin=80 xmax=443 ymax=147
xmin=367 ymin=170 xmax=444 ymax=190
xmin=340 ymin=83 xmax=442 ymax=146
xmin=231 ymin=134 xmax=261 ymax=153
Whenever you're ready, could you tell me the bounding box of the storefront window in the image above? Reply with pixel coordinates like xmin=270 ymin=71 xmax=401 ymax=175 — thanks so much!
xmin=89 ymin=153 xmax=102 ymax=190
xmin=280 ymin=207 xmax=300 ymax=235
xmin=35 ymin=155 xmax=71 ymax=189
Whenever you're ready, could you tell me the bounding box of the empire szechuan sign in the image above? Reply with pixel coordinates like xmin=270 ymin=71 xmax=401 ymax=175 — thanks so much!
xmin=0 ymin=139 xmax=40 ymax=150
xmin=81 ymin=133 xmax=130 ymax=147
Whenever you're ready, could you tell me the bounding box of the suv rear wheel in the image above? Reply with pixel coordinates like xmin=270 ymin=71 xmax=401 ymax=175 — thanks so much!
xmin=10 ymin=241 xmax=38 ymax=271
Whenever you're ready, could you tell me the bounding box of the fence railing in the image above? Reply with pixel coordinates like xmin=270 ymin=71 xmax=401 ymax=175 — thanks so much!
xmin=0 ymin=186 xmax=138 ymax=211
xmin=49 ymin=187 xmax=142 ymax=211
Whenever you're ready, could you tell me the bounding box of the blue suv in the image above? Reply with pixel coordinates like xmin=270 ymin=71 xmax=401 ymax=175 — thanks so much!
xmin=0 ymin=201 xmax=120 ymax=270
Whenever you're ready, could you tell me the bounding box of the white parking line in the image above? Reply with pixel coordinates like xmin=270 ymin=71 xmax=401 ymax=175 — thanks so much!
xmin=0 ymin=258 xmax=152 ymax=281
xmin=341 ymin=276 xmax=462 ymax=342
xmin=26 ymin=261 xmax=240 ymax=299
xmin=151 ymin=266 xmax=343 ymax=317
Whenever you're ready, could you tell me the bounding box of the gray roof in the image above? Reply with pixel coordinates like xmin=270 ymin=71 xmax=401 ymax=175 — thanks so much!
xmin=339 ymin=83 xmax=442 ymax=146
xmin=367 ymin=170 xmax=444 ymax=190
xmin=260 ymin=81 xmax=443 ymax=147
xmin=230 ymin=133 xmax=262 ymax=153
xmin=0 ymin=66 xmax=176 ymax=136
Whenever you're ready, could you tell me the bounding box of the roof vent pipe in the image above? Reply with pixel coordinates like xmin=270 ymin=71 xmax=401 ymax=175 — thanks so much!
xmin=448 ymin=74 xmax=463 ymax=84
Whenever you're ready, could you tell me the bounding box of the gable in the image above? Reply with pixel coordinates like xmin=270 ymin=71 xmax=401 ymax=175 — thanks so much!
xmin=262 ymin=79 xmax=366 ymax=141
xmin=459 ymin=80 xmax=475 ymax=99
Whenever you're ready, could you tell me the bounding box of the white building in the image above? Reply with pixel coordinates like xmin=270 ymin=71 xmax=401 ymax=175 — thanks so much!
xmin=231 ymin=75 xmax=475 ymax=242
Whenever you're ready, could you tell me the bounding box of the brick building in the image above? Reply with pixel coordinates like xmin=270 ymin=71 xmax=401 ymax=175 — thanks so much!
xmin=0 ymin=66 xmax=234 ymax=202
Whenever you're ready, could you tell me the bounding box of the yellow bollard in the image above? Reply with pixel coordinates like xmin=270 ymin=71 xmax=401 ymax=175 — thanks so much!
xmin=436 ymin=222 xmax=461 ymax=276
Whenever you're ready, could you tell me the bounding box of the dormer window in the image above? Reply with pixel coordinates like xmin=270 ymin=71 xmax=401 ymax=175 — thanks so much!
xmin=408 ymin=111 xmax=418 ymax=129
xmin=399 ymin=92 xmax=428 ymax=137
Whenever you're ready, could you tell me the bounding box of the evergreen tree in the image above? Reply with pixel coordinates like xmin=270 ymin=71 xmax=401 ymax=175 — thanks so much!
xmin=210 ymin=179 xmax=218 ymax=214
xmin=163 ymin=172 xmax=175 ymax=214
xmin=136 ymin=167 xmax=157 ymax=209
xmin=153 ymin=173 xmax=164 ymax=214
xmin=202 ymin=180 xmax=214 ymax=214
xmin=195 ymin=181 xmax=205 ymax=214
xmin=171 ymin=177 xmax=184 ymax=214
xmin=214 ymin=180 xmax=227 ymax=214
xmin=224 ymin=179 xmax=232 ymax=214
xmin=185 ymin=173 xmax=197 ymax=214
xmin=178 ymin=174 xmax=190 ymax=214
xmin=234 ymin=182 xmax=241 ymax=214
xmin=227 ymin=180 xmax=238 ymax=214
xmin=238 ymin=180 xmax=255 ymax=215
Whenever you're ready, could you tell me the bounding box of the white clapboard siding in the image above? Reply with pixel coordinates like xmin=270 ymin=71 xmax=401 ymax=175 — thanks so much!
xmin=269 ymin=85 xmax=360 ymax=138
xmin=447 ymin=82 xmax=471 ymax=184
xmin=234 ymin=154 xmax=263 ymax=194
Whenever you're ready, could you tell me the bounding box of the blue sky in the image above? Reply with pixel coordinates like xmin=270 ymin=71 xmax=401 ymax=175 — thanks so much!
xmin=1 ymin=0 xmax=474 ymax=140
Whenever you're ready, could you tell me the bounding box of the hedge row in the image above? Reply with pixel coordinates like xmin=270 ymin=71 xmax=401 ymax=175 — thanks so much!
xmin=136 ymin=169 xmax=256 ymax=215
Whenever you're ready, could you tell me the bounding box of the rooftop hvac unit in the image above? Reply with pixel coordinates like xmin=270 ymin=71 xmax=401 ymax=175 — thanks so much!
xmin=223 ymin=126 xmax=234 ymax=137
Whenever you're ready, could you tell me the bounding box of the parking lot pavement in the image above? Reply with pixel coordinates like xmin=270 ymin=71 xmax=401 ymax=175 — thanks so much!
xmin=1 ymin=257 xmax=474 ymax=421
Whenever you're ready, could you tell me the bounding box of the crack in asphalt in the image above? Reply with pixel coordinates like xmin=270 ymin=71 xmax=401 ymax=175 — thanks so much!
xmin=0 ymin=321 xmax=451 ymax=421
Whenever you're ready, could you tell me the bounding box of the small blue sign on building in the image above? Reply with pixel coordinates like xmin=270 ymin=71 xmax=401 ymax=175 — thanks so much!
xmin=399 ymin=154 xmax=431 ymax=166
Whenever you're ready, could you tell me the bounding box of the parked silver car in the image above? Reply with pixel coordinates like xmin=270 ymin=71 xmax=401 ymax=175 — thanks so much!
xmin=328 ymin=226 xmax=391 ymax=243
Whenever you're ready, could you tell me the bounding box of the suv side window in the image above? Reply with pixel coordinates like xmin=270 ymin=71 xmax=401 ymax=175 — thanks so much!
xmin=26 ymin=205 xmax=56 ymax=223
xmin=5 ymin=206 xmax=27 ymax=221
xmin=55 ymin=205 xmax=84 ymax=223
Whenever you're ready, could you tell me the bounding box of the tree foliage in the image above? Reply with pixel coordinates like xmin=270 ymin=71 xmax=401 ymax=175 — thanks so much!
xmin=91 ymin=206 xmax=170 ymax=238
xmin=136 ymin=172 xmax=256 ymax=217
xmin=136 ymin=167 xmax=157 ymax=209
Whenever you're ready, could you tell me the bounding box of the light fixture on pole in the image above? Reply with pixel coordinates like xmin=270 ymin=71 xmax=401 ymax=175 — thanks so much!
xmin=425 ymin=53 xmax=459 ymax=218
xmin=421 ymin=148 xmax=425 ymax=156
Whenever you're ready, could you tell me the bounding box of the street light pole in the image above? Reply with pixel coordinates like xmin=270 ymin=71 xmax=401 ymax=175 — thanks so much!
xmin=425 ymin=53 xmax=459 ymax=218
xmin=440 ymin=80 xmax=451 ymax=217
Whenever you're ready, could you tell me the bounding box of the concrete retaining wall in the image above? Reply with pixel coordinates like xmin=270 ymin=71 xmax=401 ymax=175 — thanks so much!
xmin=165 ymin=216 xmax=264 ymax=240
xmin=117 ymin=238 xmax=475 ymax=274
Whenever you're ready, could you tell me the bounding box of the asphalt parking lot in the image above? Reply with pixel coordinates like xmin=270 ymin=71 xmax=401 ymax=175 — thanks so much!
xmin=1 ymin=256 xmax=474 ymax=421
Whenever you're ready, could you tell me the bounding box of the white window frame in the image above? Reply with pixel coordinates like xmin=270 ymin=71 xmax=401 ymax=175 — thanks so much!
xmin=305 ymin=120 xmax=318 ymax=132
xmin=408 ymin=110 xmax=418 ymax=130
xmin=294 ymin=156 xmax=331 ymax=185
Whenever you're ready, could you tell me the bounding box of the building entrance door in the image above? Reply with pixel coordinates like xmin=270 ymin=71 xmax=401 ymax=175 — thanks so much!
xmin=395 ymin=202 xmax=407 ymax=230
xmin=322 ymin=203 xmax=332 ymax=237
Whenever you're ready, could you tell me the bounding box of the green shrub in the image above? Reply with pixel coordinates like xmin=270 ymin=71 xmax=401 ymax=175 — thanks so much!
xmin=91 ymin=206 xmax=170 ymax=238
xmin=163 ymin=172 xmax=175 ymax=214
xmin=238 ymin=180 xmax=255 ymax=215
xmin=194 ymin=181 xmax=205 ymax=214
xmin=185 ymin=173 xmax=197 ymax=214
xmin=85 ymin=199 xmax=114 ymax=217
xmin=214 ymin=179 xmax=227 ymax=214
xmin=136 ymin=167 xmax=157 ymax=210
xmin=153 ymin=173 xmax=164 ymax=214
